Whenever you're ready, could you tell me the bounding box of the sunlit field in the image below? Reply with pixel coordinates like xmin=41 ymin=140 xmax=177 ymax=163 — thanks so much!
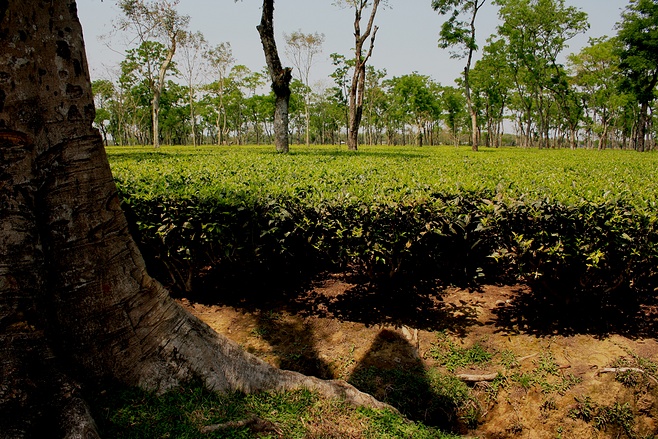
xmin=107 ymin=144 xmax=658 ymax=210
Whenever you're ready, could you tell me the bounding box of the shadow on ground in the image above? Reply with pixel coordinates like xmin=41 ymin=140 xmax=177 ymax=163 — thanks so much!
xmin=492 ymin=285 xmax=658 ymax=338
xmin=348 ymin=329 xmax=473 ymax=432
xmin=194 ymin=269 xmax=658 ymax=339
xmin=248 ymin=313 xmax=472 ymax=432
xmin=194 ymin=271 xmax=481 ymax=335
xmin=183 ymin=270 xmax=658 ymax=432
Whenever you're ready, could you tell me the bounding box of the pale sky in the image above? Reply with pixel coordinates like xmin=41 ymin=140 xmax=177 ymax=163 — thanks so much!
xmin=77 ymin=0 xmax=630 ymax=88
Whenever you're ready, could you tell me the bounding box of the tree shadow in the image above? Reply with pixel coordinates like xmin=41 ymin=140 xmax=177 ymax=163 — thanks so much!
xmin=251 ymin=311 xmax=334 ymax=380
xmin=492 ymin=284 xmax=658 ymax=338
xmin=188 ymin=258 xmax=324 ymax=310
xmin=192 ymin=271 xmax=482 ymax=336
xmin=292 ymin=275 xmax=481 ymax=336
xmin=348 ymin=329 xmax=471 ymax=433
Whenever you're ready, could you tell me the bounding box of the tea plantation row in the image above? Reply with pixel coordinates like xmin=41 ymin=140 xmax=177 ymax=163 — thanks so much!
xmin=108 ymin=145 xmax=658 ymax=318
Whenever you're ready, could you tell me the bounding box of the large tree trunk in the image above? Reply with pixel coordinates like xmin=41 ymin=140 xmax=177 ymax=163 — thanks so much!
xmin=0 ymin=1 xmax=387 ymax=436
xmin=257 ymin=0 xmax=291 ymax=154
xmin=464 ymin=0 xmax=485 ymax=152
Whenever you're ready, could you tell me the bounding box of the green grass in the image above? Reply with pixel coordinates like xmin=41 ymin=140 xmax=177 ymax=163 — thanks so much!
xmin=106 ymin=144 xmax=658 ymax=209
xmin=428 ymin=332 xmax=493 ymax=372
xmin=348 ymin=365 xmax=475 ymax=430
xmin=569 ymin=397 xmax=637 ymax=437
xmin=91 ymin=383 xmax=460 ymax=438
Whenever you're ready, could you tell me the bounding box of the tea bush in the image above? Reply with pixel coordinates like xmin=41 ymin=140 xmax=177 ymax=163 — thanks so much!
xmin=108 ymin=145 xmax=658 ymax=307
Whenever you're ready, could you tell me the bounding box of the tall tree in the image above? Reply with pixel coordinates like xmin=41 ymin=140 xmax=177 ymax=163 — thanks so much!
xmin=568 ymin=37 xmax=626 ymax=149
xmin=257 ymin=0 xmax=292 ymax=153
xmin=442 ymin=85 xmax=468 ymax=146
xmin=204 ymin=42 xmax=235 ymax=145
xmin=616 ymin=0 xmax=658 ymax=152
xmin=178 ymin=30 xmax=207 ymax=146
xmin=495 ymin=0 xmax=588 ymax=148
xmin=117 ymin=0 xmax=189 ymax=148
xmin=0 ymin=1 xmax=387 ymax=435
xmin=469 ymin=38 xmax=512 ymax=147
xmin=363 ymin=66 xmax=388 ymax=145
xmin=92 ymin=79 xmax=116 ymax=146
xmin=337 ymin=0 xmax=383 ymax=151
xmin=329 ymin=52 xmax=354 ymax=141
xmin=285 ymin=30 xmax=325 ymax=146
xmin=119 ymin=40 xmax=170 ymax=144
xmin=385 ymin=73 xmax=441 ymax=146
xmin=432 ymin=0 xmax=487 ymax=151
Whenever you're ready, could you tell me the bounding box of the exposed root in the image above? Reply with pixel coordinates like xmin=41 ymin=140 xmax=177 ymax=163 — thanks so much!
xmin=597 ymin=367 xmax=658 ymax=385
xmin=456 ymin=373 xmax=499 ymax=382
xmin=132 ymin=302 xmax=395 ymax=412
xmin=199 ymin=415 xmax=282 ymax=435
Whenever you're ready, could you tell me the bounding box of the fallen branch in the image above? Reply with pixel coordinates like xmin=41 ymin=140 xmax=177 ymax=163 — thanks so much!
xmin=597 ymin=368 xmax=658 ymax=385
xmin=200 ymin=415 xmax=282 ymax=435
xmin=517 ymin=353 xmax=538 ymax=362
xmin=456 ymin=373 xmax=499 ymax=382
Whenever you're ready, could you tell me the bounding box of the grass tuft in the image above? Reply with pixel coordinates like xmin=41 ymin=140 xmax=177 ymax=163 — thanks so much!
xmin=90 ymin=381 xmax=458 ymax=438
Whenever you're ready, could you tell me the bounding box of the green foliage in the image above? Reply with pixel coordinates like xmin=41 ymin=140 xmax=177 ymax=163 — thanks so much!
xmin=616 ymin=0 xmax=658 ymax=104
xmin=358 ymin=407 xmax=462 ymax=439
xmin=487 ymin=350 xmax=581 ymax=400
xmin=616 ymin=0 xmax=658 ymax=151
xmin=109 ymin=145 xmax=658 ymax=306
xmin=569 ymin=395 xmax=596 ymax=422
xmin=429 ymin=332 xmax=493 ymax=372
xmin=383 ymin=73 xmax=441 ymax=146
xmin=493 ymin=0 xmax=590 ymax=148
xmin=570 ymin=396 xmax=636 ymax=437
xmin=611 ymin=351 xmax=658 ymax=389
xmin=348 ymin=366 xmax=475 ymax=431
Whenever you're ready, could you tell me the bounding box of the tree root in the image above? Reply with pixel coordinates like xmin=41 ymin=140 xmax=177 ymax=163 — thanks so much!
xmin=456 ymin=373 xmax=499 ymax=382
xmin=140 ymin=301 xmax=396 ymax=412
xmin=199 ymin=415 xmax=282 ymax=435
xmin=597 ymin=367 xmax=658 ymax=385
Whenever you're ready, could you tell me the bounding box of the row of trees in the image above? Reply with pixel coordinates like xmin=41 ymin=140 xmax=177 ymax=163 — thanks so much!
xmin=93 ymin=0 xmax=658 ymax=151
xmin=93 ymin=61 xmax=472 ymax=148
xmin=466 ymin=0 xmax=658 ymax=152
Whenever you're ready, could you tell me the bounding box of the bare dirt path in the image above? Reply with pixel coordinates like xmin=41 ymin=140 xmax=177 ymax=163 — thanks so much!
xmin=179 ymin=274 xmax=658 ymax=438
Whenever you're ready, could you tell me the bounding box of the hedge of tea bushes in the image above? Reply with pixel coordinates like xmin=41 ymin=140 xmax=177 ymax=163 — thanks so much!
xmin=109 ymin=146 xmax=658 ymax=304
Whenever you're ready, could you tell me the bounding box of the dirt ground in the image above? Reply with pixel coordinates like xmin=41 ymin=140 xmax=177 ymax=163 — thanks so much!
xmin=179 ymin=273 xmax=658 ymax=438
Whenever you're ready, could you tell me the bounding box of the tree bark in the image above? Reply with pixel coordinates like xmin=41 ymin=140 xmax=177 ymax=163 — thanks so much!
xmin=463 ymin=0 xmax=485 ymax=152
xmin=151 ymin=35 xmax=176 ymax=149
xmin=346 ymin=0 xmax=380 ymax=151
xmin=257 ymin=0 xmax=291 ymax=154
xmin=0 ymin=1 xmax=388 ymax=435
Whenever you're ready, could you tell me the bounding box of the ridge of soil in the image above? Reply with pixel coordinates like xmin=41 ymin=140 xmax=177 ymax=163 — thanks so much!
xmin=179 ymin=273 xmax=658 ymax=438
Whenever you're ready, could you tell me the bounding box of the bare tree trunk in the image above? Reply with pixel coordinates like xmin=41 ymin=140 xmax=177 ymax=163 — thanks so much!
xmin=189 ymin=91 xmax=197 ymax=146
xmin=0 ymin=2 xmax=388 ymax=435
xmin=346 ymin=0 xmax=380 ymax=151
xmin=347 ymin=66 xmax=365 ymax=150
xmin=636 ymin=101 xmax=650 ymax=152
xmin=463 ymin=0 xmax=485 ymax=152
xmin=152 ymin=92 xmax=160 ymax=147
xmin=257 ymin=0 xmax=291 ymax=154
xmin=151 ymin=33 xmax=176 ymax=148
